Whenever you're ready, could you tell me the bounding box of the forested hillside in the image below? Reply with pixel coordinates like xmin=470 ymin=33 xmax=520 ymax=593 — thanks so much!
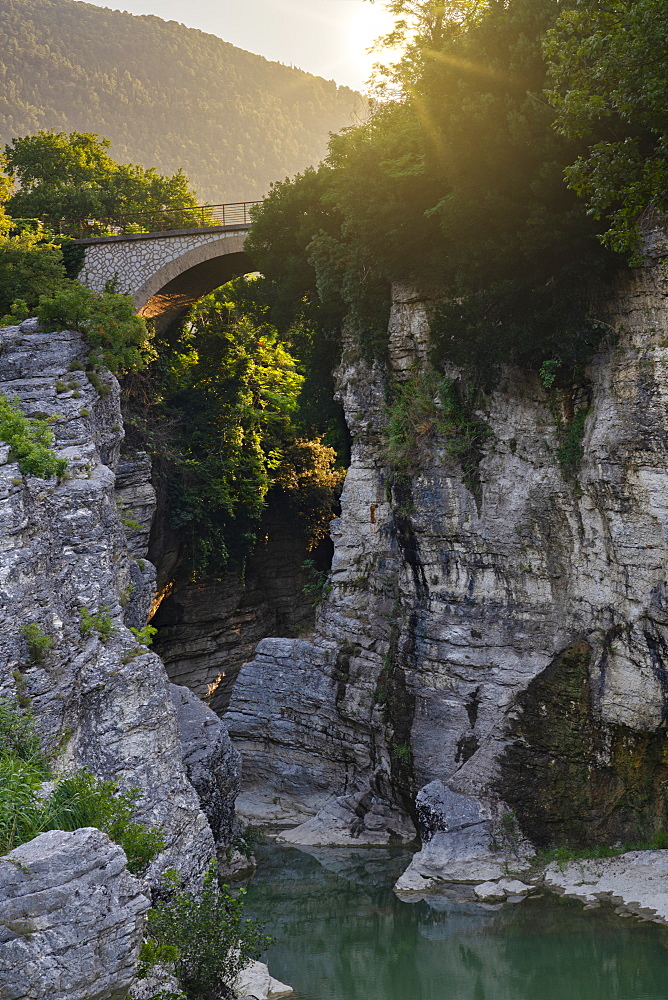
xmin=0 ymin=0 xmax=365 ymax=202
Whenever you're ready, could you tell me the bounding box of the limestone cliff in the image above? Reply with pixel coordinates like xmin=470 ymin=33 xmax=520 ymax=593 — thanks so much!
xmin=0 ymin=318 xmax=239 ymax=886
xmin=225 ymin=259 xmax=668 ymax=860
xmin=151 ymin=497 xmax=328 ymax=715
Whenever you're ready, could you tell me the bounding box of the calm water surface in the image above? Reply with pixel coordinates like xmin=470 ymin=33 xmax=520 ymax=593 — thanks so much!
xmin=243 ymin=845 xmax=668 ymax=1000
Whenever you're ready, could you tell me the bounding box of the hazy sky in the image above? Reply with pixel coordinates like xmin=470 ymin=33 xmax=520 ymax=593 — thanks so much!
xmin=83 ymin=0 xmax=396 ymax=91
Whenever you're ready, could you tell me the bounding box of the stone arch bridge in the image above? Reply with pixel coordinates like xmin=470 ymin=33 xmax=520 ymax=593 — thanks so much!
xmin=74 ymin=202 xmax=259 ymax=331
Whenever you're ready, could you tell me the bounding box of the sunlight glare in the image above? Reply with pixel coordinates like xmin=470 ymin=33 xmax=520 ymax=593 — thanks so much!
xmin=348 ymin=3 xmax=400 ymax=89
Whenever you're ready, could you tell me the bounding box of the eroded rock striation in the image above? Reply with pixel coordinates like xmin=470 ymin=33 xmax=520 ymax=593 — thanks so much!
xmin=0 ymin=319 xmax=238 ymax=887
xmin=0 ymin=827 xmax=149 ymax=1000
xmin=226 ymin=261 xmax=668 ymax=866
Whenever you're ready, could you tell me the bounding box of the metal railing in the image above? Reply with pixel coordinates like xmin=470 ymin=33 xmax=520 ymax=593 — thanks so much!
xmin=48 ymin=201 xmax=261 ymax=240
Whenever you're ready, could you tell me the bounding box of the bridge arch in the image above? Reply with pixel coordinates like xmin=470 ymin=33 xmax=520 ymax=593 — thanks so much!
xmin=78 ymin=223 xmax=255 ymax=331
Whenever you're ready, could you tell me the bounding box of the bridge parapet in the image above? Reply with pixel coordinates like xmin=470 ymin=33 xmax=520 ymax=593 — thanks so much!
xmin=58 ymin=201 xmax=259 ymax=239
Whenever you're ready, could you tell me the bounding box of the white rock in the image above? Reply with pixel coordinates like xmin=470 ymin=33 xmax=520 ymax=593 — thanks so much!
xmin=234 ymin=960 xmax=294 ymax=998
xmin=0 ymin=828 xmax=149 ymax=1000
xmin=544 ymin=849 xmax=668 ymax=925
xmin=474 ymin=881 xmax=507 ymax=902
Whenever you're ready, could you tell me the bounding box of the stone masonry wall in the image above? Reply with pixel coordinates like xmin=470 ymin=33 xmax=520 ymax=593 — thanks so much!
xmin=80 ymin=228 xmax=246 ymax=298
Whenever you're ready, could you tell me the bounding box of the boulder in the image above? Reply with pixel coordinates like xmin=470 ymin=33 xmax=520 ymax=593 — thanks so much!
xmin=0 ymin=828 xmax=149 ymax=1000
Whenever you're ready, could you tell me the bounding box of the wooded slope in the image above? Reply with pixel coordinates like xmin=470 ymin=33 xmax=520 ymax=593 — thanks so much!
xmin=0 ymin=0 xmax=365 ymax=201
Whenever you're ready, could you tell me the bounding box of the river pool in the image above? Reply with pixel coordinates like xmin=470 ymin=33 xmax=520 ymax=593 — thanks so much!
xmin=243 ymin=845 xmax=668 ymax=1000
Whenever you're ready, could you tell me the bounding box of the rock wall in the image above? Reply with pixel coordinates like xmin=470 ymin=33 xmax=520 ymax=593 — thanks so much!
xmin=151 ymin=498 xmax=328 ymax=714
xmin=0 ymin=828 xmax=148 ymax=1000
xmin=226 ymin=265 xmax=668 ymax=853
xmin=0 ymin=319 xmax=238 ymax=886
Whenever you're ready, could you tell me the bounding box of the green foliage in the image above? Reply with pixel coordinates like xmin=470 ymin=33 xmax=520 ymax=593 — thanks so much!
xmin=0 ymin=699 xmax=49 ymax=773
xmin=0 ymin=699 xmax=163 ymax=870
xmin=392 ymin=742 xmax=412 ymax=766
xmin=231 ymin=825 xmax=262 ymax=858
xmin=120 ymin=511 xmax=144 ymax=531
xmin=0 ymin=230 xmax=67 ymax=320
xmin=544 ymin=0 xmax=668 ymax=255
xmin=59 ymin=239 xmax=86 ymax=280
xmin=0 ymin=757 xmax=45 ymax=856
xmin=0 ymin=394 xmax=67 ymax=478
xmin=79 ymin=606 xmax=115 ymax=642
xmin=126 ymin=280 xmax=343 ymax=575
xmin=0 ymin=3 xmax=363 ymax=205
xmin=535 ymin=830 xmax=668 ymax=868
xmin=87 ymin=371 xmax=111 ymax=397
xmin=383 ymin=371 xmax=489 ymax=500
xmin=43 ymin=772 xmax=165 ymax=874
xmin=539 ymin=359 xmax=561 ymax=389
xmin=271 ymin=438 xmax=345 ymax=547
xmin=37 ymin=284 xmax=155 ymax=375
xmin=4 ymin=130 xmax=199 ymax=228
xmin=143 ymin=864 xmax=270 ymax=999
xmin=301 ymin=558 xmax=332 ymax=606
xmin=555 ymin=407 xmax=589 ymax=482
xmin=20 ymin=623 xmax=55 ymax=664
xmin=0 ymin=764 xmax=164 ymax=872
xmin=249 ymin=0 xmax=617 ymax=377
xmin=129 ymin=625 xmax=157 ymax=647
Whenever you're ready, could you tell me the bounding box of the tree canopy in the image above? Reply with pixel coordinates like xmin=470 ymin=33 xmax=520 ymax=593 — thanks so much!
xmin=2 ymin=130 xmax=198 ymax=223
xmin=247 ymin=0 xmax=619 ymax=380
xmin=544 ymin=0 xmax=668 ymax=254
xmin=125 ymin=279 xmax=344 ymax=575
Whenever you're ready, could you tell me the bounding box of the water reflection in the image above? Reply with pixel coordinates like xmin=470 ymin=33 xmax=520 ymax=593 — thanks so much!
xmin=243 ymin=845 xmax=668 ymax=1000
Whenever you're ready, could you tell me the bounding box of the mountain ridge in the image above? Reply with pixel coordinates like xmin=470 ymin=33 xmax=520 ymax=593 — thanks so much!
xmin=0 ymin=0 xmax=366 ymax=201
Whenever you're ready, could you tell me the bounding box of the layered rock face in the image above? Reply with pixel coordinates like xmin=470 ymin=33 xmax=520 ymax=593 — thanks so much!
xmin=226 ymin=264 xmax=668 ymax=854
xmin=0 ymin=828 xmax=148 ymax=1000
xmin=152 ymin=499 xmax=327 ymax=714
xmin=0 ymin=319 xmax=238 ymax=885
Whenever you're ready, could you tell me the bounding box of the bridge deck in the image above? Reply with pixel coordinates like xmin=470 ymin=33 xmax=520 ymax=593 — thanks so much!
xmin=74 ymin=222 xmax=251 ymax=245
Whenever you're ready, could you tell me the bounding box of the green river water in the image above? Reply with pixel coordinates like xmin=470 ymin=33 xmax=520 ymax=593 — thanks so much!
xmin=243 ymin=845 xmax=668 ymax=1000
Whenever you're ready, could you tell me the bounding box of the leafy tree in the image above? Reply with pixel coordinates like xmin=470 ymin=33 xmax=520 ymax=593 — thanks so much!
xmin=0 ymin=231 xmax=66 ymax=319
xmin=3 ymin=130 xmax=199 ymax=226
xmin=544 ymin=0 xmax=668 ymax=254
xmin=0 ymin=394 xmax=67 ymax=479
xmin=124 ymin=280 xmax=343 ymax=575
xmin=143 ymin=865 xmax=270 ymax=1000
xmin=367 ymin=0 xmax=485 ymax=93
xmin=250 ymin=0 xmax=616 ymax=377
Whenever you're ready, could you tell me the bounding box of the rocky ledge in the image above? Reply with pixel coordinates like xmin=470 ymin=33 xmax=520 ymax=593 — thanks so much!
xmin=396 ymin=843 xmax=668 ymax=928
xmin=543 ymin=850 xmax=668 ymax=924
xmin=0 ymin=828 xmax=148 ymax=1000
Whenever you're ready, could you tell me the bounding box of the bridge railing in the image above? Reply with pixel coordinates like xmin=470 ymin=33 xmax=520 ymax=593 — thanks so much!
xmin=49 ymin=201 xmax=261 ymax=240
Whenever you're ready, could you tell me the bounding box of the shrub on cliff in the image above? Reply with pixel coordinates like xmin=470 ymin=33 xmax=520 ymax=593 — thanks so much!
xmin=0 ymin=231 xmax=67 ymax=322
xmin=37 ymin=284 xmax=156 ymax=374
xmin=0 ymin=698 xmax=163 ymax=873
xmin=141 ymin=865 xmax=270 ymax=1000
xmin=0 ymin=394 xmax=67 ymax=479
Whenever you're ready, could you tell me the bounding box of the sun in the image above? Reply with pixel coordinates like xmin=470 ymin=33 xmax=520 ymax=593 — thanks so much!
xmin=347 ymin=2 xmax=400 ymax=90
